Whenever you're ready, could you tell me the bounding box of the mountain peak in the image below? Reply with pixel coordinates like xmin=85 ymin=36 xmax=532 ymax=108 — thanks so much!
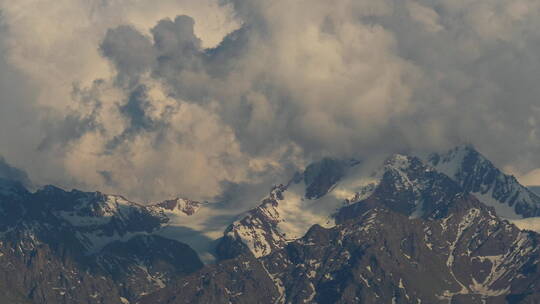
xmin=384 ymin=153 xmax=412 ymax=168
xmin=426 ymin=146 xmax=540 ymax=219
xmin=152 ymin=198 xmax=201 ymax=216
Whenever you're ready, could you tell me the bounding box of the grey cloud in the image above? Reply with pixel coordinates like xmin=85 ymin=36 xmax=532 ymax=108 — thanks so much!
xmin=106 ymin=84 xmax=172 ymax=151
xmin=98 ymin=170 xmax=117 ymax=187
xmin=101 ymin=25 xmax=155 ymax=86
xmin=101 ymin=15 xmax=204 ymax=87
xmin=119 ymin=86 xmax=155 ymax=132
xmin=37 ymin=81 xmax=104 ymax=151
xmin=152 ymin=15 xmax=201 ymax=56
xmin=37 ymin=111 xmax=102 ymax=152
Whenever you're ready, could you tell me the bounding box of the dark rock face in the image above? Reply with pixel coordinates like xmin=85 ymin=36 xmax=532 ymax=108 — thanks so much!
xmin=369 ymin=155 xmax=463 ymax=219
xmin=0 ymin=237 xmax=122 ymax=304
xmin=96 ymin=235 xmax=203 ymax=299
xmin=304 ymin=158 xmax=347 ymax=199
xmin=139 ymin=255 xmax=281 ymax=304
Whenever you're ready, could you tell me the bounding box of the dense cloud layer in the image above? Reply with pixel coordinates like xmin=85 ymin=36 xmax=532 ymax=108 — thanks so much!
xmin=1 ymin=0 xmax=540 ymax=202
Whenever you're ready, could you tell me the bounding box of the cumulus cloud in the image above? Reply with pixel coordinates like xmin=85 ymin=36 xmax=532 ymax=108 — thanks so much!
xmin=1 ymin=0 xmax=540 ymax=202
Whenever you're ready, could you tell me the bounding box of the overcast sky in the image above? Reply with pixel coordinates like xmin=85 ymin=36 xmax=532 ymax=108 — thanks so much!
xmin=0 ymin=0 xmax=540 ymax=202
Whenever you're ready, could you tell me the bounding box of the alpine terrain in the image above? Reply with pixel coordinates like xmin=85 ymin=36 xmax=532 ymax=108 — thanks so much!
xmin=0 ymin=146 xmax=540 ymax=303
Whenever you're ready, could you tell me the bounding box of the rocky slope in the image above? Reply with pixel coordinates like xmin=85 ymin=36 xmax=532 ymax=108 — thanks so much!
xmin=1 ymin=145 xmax=540 ymax=303
xmin=425 ymin=145 xmax=540 ymax=218
xmin=141 ymin=155 xmax=540 ymax=303
xmin=0 ymin=180 xmax=204 ymax=303
xmin=217 ymin=154 xmax=466 ymax=260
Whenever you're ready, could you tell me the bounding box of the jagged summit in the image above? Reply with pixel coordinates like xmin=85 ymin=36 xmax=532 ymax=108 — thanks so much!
xmin=426 ymin=145 xmax=540 ymax=218
xmin=151 ymin=198 xmax=201 ymax=216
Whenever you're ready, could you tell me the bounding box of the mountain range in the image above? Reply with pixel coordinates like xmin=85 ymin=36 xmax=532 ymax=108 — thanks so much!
xmin=1 ymin=145 xmax=540 ymax=303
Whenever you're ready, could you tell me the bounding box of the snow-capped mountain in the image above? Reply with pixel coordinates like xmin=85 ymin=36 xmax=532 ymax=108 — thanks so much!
xmin=1 ymin=145 xmax=540 ymax=303
xmin=216 ymin=158 xmax=374 ymax=259
xmin=143 ymin=155 xmax=540 ymax=303
xmin=425 ymin=145 xmax=540 ymax=219
xmin=217 ymin=154 xmax=466 ymax=259
xmin=150 ymin=198 xmax=202 ymax=216
xmin=0 ymin=182 xmax=209 ymax=303
xmin=218 ymin=150 xmax=518 ymax=260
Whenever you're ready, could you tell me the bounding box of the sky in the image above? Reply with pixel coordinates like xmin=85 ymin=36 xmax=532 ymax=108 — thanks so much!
xmin=0 ymin=0 xmax=540 ymax=203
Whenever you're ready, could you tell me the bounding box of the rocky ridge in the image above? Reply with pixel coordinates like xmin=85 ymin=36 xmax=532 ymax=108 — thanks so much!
xmin=142 ymin=153 xmax=540 ymax=303
xmin=1 ymin=146 xmax=540 ymax=303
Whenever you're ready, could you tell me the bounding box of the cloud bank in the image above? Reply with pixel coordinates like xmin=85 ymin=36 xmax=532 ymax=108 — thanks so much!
xmin=1 ymin=0 xmax=540 ymax=202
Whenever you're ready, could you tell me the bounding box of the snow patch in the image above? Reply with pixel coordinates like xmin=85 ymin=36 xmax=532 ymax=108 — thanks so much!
xmin=474 ymin=191 xmax=521 ymax=220
xmin=120 ymin=297 xmax=130 ymax=304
